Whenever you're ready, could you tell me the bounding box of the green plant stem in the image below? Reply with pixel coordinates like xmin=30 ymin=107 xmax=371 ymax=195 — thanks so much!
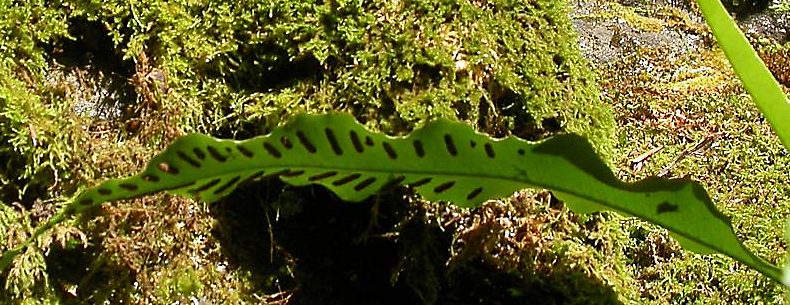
xmin=0 ymin=208 xmax=72 ymax=271
xmin=696 ymin=0 xmax=790 ymax=149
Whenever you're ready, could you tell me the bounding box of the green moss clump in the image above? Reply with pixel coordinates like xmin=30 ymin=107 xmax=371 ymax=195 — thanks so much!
xmin=0 ymin=0 xmax=617 ymax=304
xmin=62 ymin=0 xmax=613 ymax=147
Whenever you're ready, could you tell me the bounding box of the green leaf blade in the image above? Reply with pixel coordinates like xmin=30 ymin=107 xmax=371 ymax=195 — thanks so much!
xmin=521 ymin=136 xmax=781 ymax=281
xmin=3 ymin=112 xmax=780 ymax=284
xmin=696 ymin=0 xmax=790 ymax=149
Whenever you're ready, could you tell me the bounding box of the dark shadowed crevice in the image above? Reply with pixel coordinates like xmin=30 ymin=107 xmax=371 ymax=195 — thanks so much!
xmin=553 ymin=54 xmax=570 ymax=82
xmin=440 ymin=260 xmax=623 ymax=305
xmin=46 ymin=17 xmax=135 ymax=76
xmin=42 ymin=17 xmax=137 ymax=121
xmin=201 ymin=41 xmax=323 ymax=93
xmin=209 ymin=179 xmax=297 ymax=296
xmin=720 ymin=0 xmax=772 ymax=18
xmin=376 ymin=95 xmax=411 ymax=135
xmin=212 ymin=180 xmax=420 ymax=304
xmin=453 ymin=100 xmax=473 ymax=121
xmin=413 ymin=63 xmax=443 ymax=88
xmin=477 ymin=80 xmax=556 ymax=141
xmin=541 ymin=117 xmax=563 ymax=133
xmin=45 ymin=244 xmax=135 ymax=304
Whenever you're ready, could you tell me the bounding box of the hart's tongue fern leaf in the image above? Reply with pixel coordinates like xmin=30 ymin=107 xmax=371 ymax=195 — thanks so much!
xmin=0 ymin=113 xmax=781 ymax=283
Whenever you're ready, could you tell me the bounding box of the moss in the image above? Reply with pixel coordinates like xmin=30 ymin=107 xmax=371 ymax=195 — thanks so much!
xmin=0 ymin=0 xmax=617 ymax=304
xmin=757 ymin=42 xmax=790 ymax=88
xmin=597 ymin=5 xmax=789 ymax=304
xmin=154 ymin=266 xmax=203 ymax=303
xmin=438 ymin=193 xmax=633 ymax=305
xmin=578 ymin=2 xmax=666 ymax=33
xmin=0 ymin=61 xmax=83 ymax=203
xmin=56 ymin=0 xmax=613 ymax=147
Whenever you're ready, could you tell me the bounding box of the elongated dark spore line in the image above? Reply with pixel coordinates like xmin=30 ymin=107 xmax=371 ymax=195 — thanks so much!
xmin=0 ymin=112 xmax=782 ymax=285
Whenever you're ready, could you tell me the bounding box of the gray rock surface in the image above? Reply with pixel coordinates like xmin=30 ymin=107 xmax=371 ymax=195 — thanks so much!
xmin=569 ymin=0 xmax=788 ymax=66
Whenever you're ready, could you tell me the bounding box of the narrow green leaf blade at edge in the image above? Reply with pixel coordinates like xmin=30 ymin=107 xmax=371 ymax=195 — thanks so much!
xmin=696 ymin=0 xmax=790 ymax=149
xmin=0 ymin=113 xmax=781 ymax=284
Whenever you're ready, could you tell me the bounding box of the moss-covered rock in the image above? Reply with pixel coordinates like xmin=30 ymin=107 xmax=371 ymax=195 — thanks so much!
xmin=0 ymin=0 xmax=617 ymax=304
xmin=54 ymin=0 xmax=611 ymax=141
